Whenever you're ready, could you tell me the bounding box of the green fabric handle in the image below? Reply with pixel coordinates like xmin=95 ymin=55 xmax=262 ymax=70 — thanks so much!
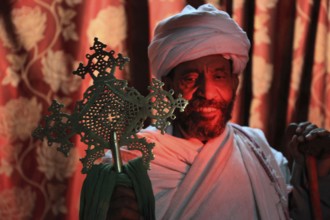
xmin=79 ymin=158 xmax=155 ymax=220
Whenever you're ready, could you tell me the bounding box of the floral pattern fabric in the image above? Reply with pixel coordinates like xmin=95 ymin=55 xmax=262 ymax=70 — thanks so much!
xmin=0 ymin=0 xmax=125 ymax=219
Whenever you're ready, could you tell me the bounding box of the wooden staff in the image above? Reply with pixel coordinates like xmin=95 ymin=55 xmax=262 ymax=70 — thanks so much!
xmin=306 ymin=155 xmax=322 ymax=220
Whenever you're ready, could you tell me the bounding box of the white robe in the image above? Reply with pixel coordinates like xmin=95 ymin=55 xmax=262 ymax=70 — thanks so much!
xmin=132 ymin=123 xmax=291 ymax=220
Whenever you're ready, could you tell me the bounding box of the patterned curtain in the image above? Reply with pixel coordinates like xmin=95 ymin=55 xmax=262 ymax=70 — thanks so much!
xmin=231 ymin=0 xmax=330 ymax=154
xmin=0 ymin=0 xmax=328 ymax=219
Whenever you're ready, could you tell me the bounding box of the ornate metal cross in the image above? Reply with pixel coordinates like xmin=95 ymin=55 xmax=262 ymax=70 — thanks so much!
xmin=33 ymin=37 xmax=188 ymax=174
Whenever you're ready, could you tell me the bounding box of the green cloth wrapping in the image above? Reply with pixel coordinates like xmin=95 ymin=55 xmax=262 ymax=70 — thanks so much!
xmin=79 ymin=158 xmax=155 ymax=220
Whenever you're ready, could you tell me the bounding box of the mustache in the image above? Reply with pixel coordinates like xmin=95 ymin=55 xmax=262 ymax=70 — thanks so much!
xmin=185 ymin=99 xmax=228 ymax=113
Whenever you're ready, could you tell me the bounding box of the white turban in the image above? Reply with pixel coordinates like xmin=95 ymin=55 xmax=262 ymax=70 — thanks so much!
xmin=148 ymin=4 xmax=251 ymax=79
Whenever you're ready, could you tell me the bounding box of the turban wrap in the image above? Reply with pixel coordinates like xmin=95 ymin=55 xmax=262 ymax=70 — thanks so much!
xmin=148 ymin=4 xmax=251 ymax=79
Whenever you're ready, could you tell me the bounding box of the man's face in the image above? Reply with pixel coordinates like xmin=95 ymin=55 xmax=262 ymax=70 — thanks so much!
xmin=165 ymin=54 xmax=239 ymax=142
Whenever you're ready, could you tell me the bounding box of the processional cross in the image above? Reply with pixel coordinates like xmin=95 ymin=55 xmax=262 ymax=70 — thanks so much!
xmin=33 ymin=38 xmax=187 ymax=174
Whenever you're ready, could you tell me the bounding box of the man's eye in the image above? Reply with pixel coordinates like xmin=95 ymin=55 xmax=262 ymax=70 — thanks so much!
xmin=214 ymin=75 xmax=225 ymax=79
xmin=183 ymin=77 xmax=197 ymax=83
xmin=213 ymin=71 xmax=227 ymax=80
xmin=182 ymin=74 xmax=198 ymax=84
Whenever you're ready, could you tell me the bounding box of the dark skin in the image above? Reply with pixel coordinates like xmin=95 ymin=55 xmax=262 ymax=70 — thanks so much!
xmin=163 ymin=54 xmax=238 ymax=142
xmin=107 ymin=55 xmax=330 ymax=219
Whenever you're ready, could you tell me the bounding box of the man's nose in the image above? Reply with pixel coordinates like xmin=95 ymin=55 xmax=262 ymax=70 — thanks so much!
xmin=196 ymin=77 xmax=216 ymax=100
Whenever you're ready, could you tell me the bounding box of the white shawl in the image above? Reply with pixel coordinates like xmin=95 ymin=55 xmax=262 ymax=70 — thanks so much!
xmin=134 ymin=123 xmax=290 ymax=220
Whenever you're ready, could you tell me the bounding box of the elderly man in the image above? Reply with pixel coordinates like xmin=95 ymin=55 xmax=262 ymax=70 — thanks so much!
xmin=106 ymin=4 xmax=330 ymax=220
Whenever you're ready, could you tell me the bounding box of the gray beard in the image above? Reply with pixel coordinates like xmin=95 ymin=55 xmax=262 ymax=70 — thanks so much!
xmin=175 ymin=96 xmax=235 ymax=142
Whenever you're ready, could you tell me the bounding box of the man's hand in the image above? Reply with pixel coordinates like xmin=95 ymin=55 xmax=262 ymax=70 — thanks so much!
xmin=286 ymin=122 xmax=330 ymax=177
xmin=107 ymin=185 xmax=142 ymax=220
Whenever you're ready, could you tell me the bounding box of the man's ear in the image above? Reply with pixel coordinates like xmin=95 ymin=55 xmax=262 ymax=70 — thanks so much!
xmin=232 ymin=74 xmax=239 ymax=91
xmin=161 ymin=75 xmax=173 ymax=91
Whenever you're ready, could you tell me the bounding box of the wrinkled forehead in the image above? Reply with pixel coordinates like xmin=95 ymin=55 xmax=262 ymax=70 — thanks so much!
xmin=175 ymin=55 xmax=231 ymax=70
xmin=175 ymin=55 xmax=231 ymax=72
xmin=167 ymin=55 xmax=233 ymax=80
